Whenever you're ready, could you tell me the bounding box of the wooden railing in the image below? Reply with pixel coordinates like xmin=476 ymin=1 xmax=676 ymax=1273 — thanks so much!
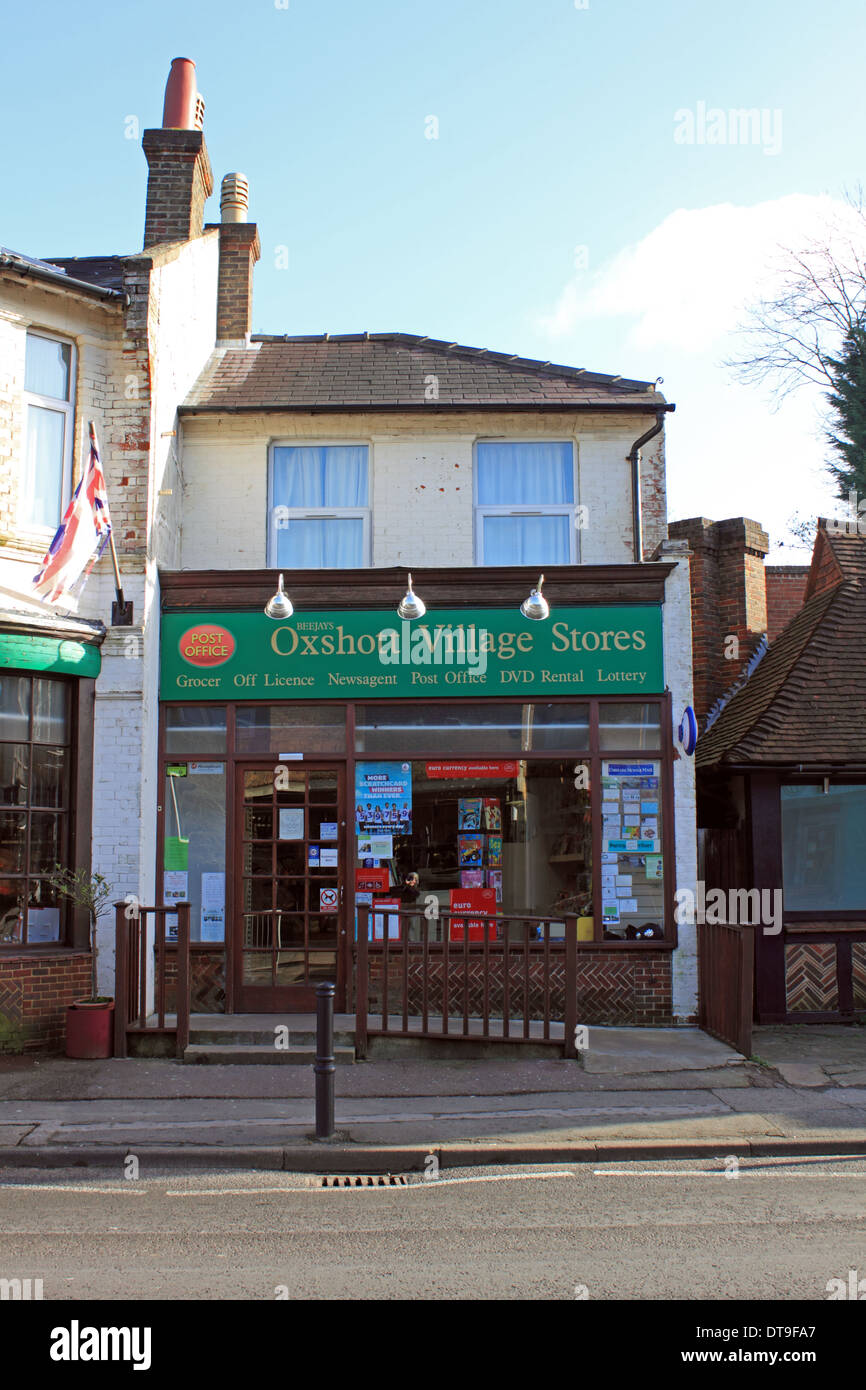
xmin=697 ymin=920 xmax=754 ymax=1057
xmin=113 ymin=902 xmax=190 ymax=1059
xmin=355 ymin=907 xmax=577 ymax=1059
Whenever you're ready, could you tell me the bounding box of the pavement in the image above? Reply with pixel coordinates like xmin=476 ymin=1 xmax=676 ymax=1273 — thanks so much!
xmin=0 ymin=1023 xmax=864 ymax=1170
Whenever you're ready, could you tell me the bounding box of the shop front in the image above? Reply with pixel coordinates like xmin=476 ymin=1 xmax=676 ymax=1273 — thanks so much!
xmin=0 ymin=611 xmax=105 ymax=1050
xmin=157 ymin=567 xmax=682 ymax=1023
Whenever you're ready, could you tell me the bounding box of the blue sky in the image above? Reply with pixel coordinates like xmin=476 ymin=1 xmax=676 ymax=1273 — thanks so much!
xmin=3 ymin=0 xmax=865 ymax=555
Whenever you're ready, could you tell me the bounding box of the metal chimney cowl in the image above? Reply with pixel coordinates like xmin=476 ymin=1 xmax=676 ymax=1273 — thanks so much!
xmin=220 ymin=173 xmax=249 ymax=224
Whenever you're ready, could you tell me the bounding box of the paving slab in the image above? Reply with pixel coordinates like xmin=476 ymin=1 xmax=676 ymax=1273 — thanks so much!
xmin=774 ymin=1063 xmax=832 ymax=1087
xmin=579 ymin=1026 xmax=742 ymax=1074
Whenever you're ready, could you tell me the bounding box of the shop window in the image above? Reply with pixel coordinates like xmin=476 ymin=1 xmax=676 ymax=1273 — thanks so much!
xmin=782 ymin=784 xmax=866 ymax=911
xmin=236 ymin=706 xmax=346 ymax=754
xmin=268 ymin=445 xmax=370 ymax=567
xmin=162 ymin=763 xmax=227 ymax=943
xmin=598 ymin=702 xmax=661 ymax=750
xmin=0 ymin=674 xmax=71 ymax=945
xmin=22 ymin=332 xmax=75 ymax=530
xmin=475 ymin=441 xmax=576 ymax=565
xmin=165 ymin=706 xmax=227 ymax=755
xmin=354 ymin=759 xmax=592 ymax=940
xmin=355 ymin=703 xmax=589 ymax=754
xmin=599 ymin=758 xmax=664 ymax=940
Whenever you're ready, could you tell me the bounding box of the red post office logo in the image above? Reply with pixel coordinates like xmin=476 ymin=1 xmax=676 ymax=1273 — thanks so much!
xmin=178 ymin=626 xmax=236 ymax=667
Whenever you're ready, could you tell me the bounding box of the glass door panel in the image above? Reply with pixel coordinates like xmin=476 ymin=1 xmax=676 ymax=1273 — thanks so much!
xmin=235 ymin=762 xmax=344 ymax=1011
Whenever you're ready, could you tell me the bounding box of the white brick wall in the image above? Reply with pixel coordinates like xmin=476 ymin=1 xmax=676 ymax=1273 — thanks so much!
xmin=179 ymin=408 xmax=665 ymax=569
xmin=656 ymin=540 xmax=698 ymax=1021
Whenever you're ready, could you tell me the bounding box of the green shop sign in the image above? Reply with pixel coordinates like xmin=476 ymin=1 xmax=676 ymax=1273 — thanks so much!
xmin=0 ymin=632 xmax=101 ymax=678
xmin=160 ymin=606 xmax=664 ymax=702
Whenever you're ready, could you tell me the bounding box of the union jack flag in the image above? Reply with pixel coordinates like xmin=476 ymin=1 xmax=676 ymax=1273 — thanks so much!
xmin=33 ymin=424 xmax=113 ymax=604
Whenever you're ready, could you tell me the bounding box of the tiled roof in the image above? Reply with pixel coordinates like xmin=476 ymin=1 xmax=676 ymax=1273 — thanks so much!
xmin=0 ymin=248 xmax=126 ymax=302
xmin=697 ymin=523 xmax=866 ymax=769
xmin=181 ymin=333 xmax=671 ymax=413
xmin=44 ymin=256 xmax=127 ymax=293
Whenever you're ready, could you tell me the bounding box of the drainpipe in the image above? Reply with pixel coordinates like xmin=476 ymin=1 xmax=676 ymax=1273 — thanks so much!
xmin=628 ymin=410 xmax=666 ymax=562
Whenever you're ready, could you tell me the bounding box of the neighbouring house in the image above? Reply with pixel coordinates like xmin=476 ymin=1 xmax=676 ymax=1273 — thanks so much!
xmin=675 ymin=515 xmax=866 ymax=1023
xmin=1 ymin=57 xmax=700 ymax=1053
xmin=0 ymin=58 xmax=234 ymax=1048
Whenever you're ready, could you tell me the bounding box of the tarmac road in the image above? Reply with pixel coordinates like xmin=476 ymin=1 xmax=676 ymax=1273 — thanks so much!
xmin=1 ymin=1157 xmax=865 ymax=1301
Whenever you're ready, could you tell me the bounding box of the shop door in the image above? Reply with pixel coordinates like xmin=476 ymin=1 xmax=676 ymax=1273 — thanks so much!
xmin=234 ymin=763 xmax=345 ymax=1012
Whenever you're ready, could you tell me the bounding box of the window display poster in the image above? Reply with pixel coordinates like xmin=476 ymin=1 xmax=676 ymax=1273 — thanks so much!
xmin=355 ymin=866 xmax=389 ymax=893
xmin=358 ymin=833 xmax=393 ymax=859
xmin=482 ymin=798 xmax=501 ymax=831
xmin=458 ymin=835 xmax=484 ymax=868
xmin=201 ymin=910 xmax=224 ymax=941
xmin=355 ymin=763 xmax=412 ymax=834
xmin=278 ymin=808 xmax=304 ymax=841
xmin=320 ymin=822 xmax=338 ymax=840
xmin=487 ymin=835 xmax=502 ymax=867
xmin=372 ymin=897 xmax=401 ymax=940
xmin=164 ymin=871 xmax=188 ymax=904
xmin=458 ymin=798 xmax=483 ymax=830
xmin=201 ymin=873 xmax=225 ymax=911
xmin=26 ymin=908 xmax=60 ymax=943
xmin=645 ymin=855 xmax=663 ymax=880
xmin=320 ymin=848 xmax=339 ymax=868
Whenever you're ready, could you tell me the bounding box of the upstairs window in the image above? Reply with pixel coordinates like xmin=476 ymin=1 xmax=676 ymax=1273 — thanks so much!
xmin=23 ymin=332 xmax=75 ymax=530
xmin=269 ymin=445 xmax=370 ymax=567
xmin=475 ymin=441 xmax=577 ymax=565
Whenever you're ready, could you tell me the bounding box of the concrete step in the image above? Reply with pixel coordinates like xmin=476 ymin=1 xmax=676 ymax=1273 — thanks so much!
xmin=188 ymin=1028 xmax=356 ymax=1048
xmin=183 ymin=1043 xmax=356 ymax=1066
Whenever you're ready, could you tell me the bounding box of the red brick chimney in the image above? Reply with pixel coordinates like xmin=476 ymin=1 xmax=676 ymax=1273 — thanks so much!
xmin=212 ymin=173 xmax=260 ymax=342
xmin=669 ymin=516 xmax=769 ymax=727
xmin=142 ymin=59 xmax=213 ymax=248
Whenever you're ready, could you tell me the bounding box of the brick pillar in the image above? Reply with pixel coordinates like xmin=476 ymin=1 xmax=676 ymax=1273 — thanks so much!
xmin=214 ymin=223 xmax=260 ymax=342
xmin=142 ymin=129 xmax=214 ymax=248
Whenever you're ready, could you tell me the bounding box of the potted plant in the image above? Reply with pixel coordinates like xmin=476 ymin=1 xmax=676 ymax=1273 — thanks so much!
xmin=45 ymin=866 xmax=114 ymax=1059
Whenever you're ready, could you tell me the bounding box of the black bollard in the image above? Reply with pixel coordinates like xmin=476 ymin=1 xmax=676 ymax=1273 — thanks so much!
xmin=314 ymin=981 xmax=335 ymax=1140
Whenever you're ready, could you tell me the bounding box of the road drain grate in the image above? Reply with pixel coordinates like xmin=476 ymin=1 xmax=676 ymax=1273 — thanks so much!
xmin=319 ymin=1174 xmax=408 ymax=1188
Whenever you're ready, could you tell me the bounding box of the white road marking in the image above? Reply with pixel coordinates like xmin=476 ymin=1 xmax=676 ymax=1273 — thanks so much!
xmin=164 ymin=1172 xmax=576 ymax=1196
xmin=593 ymin=1169 xmax=866 ymax=1177
xmin=0 ymin=1185 xmax=146 ymax=1194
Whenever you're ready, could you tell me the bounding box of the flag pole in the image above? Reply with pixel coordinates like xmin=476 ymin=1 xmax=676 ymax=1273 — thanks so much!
xmin=89 ymin=421 xmax=133 ymax=626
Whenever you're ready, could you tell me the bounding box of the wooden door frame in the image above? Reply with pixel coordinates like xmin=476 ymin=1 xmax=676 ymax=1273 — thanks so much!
xmin=232 ymin=758 xmax=347 ymax=1013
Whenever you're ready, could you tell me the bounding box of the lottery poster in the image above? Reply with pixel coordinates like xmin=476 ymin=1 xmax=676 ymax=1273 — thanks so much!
xmin=354 ymin=762 xmax=413 ymax=835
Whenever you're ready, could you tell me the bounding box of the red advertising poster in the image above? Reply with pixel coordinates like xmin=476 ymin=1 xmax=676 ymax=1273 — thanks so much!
xmin=372 ymin=897 xmax=401 ymax=941
xmin=449 ymin=886 xmax=495 ymax=941
xmin=355 ymin=867 xmax=389 ymax=893
xmin=425 ymin=761 xmax=519 ymax=779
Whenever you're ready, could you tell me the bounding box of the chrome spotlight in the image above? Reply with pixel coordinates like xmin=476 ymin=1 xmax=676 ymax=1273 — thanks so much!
xmin=520 ymin=574 xmax=549 ymax=621
xmin=397 ymin=573 xmax=426 ymax=620
xmin=264 ymin=573 xmax=294 ymax=620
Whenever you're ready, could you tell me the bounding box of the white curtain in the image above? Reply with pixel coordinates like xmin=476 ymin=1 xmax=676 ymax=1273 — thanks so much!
xmin=273 ymin=445 xmax=368 ymax=508
xmin=476 ymin=442 xmax=573 ymax=505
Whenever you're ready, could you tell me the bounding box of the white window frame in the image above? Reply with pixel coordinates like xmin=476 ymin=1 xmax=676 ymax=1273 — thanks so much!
xmin=473 ymin=438 xmax=580 ymax=565
xmin=267 ymin=440 xmax=372 ymax=568
xmin=22 ymin=330 xmax=77 ymax=534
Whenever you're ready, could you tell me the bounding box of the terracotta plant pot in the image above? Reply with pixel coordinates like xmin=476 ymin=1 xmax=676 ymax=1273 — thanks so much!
xmin=65 ymin=999 xmax=114 ymax=1059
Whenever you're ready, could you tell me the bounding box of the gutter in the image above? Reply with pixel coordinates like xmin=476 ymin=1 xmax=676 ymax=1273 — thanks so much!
xmin=0 ymin=606 xmax=106 ymax=646
xmin=628 ymin=408 xmax=669 ymax=562
xmin=0 ymin=252 xmax=128 ymax=307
